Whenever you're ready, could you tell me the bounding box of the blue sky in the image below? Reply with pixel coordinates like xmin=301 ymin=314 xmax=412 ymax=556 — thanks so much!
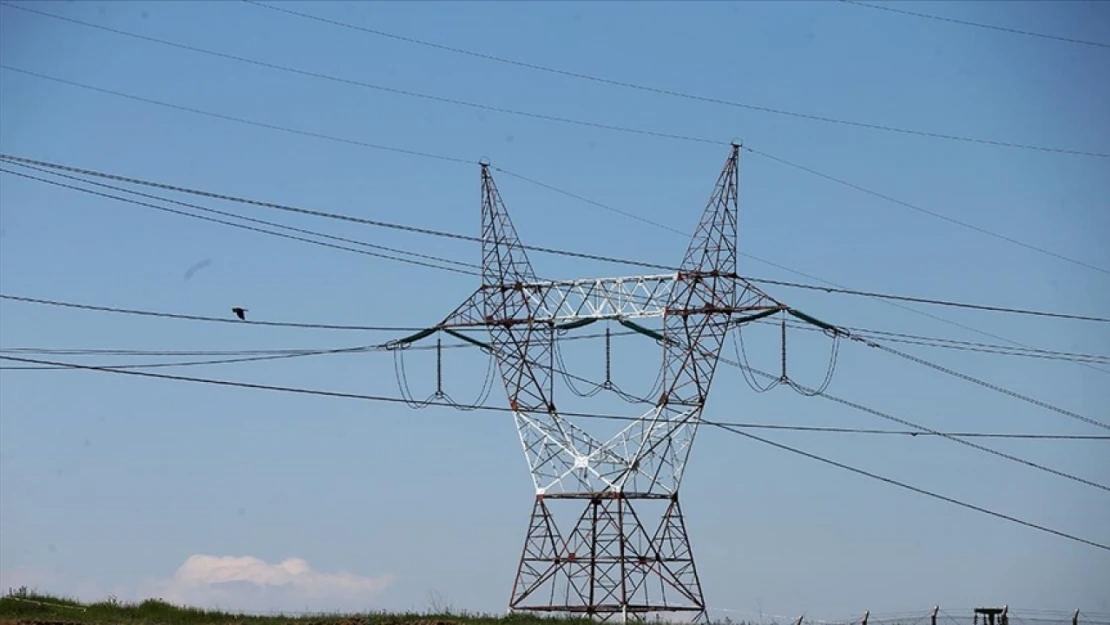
xmin=1 ymin=0 xmax=1108 ymax=619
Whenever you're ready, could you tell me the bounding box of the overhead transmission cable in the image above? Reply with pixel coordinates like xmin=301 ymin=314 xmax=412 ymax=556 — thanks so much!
xmin=707 ymin=421 xmax=1110 ymax=552
xmin=0 ymin=11 xmax=1105 ymax=275
xmin=229 ymin=1 xmax=1110 ymax=273
xmin=2 ymin=71 xmax=1106 ymax=372
xmin=838 ymin=0 xmax=1110 ymax=49
xmin=5 ymin=293 xmax=1107 ymax=367
xmin=1 ymin=352 xmax=1106 ymax=552
xmin=0 ymin=165 xmax=479 ymax=276
xmin=713 ymin=425 xmax=1109 ymax=441
xmin=6 ymin=291 xmax=1106 ymax=489
xmin=7 ymin=157 xmax=1110 ymax=399
xmin=735 ymin=314 xmax=1110 ymax=432
xmin=0 ymin=345 xmax=381 ymax=370
xmin=0 ymin=64 xmax=983 ymax=272
xmin=4 ymin=133 xmax=1105 ymax=386
xmin=0 ymin=155 xmax=664 ymax=272
xmin=0 ymin=294 xmax=424 ymax=332
xmin=737 ymin=147 xmax=1110 ymax=278
xmin=745 ymin=310 xmax=1110 ymax=432
xmin=758 ymin=344 xmax=1110 ymax=471
xmin=765 ymin=317 xmax=1110 ymax=366
xmin=10 ymin=336 xmax=1110 ymax=493
xmin=9 ymin=155 xmax=1110 ymax=404
xmin=11 ymin=157 xmax=1109 ymax=332
xmin=3 ymin=155 xmax=1107 ymax=326
xmin=2 ymin=17 xmax=1101 ymax=550
xmin=700 ymin=324 xmax=1110 ymax=479
xmin=0 ymin=66 xmax=474 ymax=166
xmin=851 ymin=336 xmax=1109 ymax=431
xmin=4 ymin=344 xmax=1105 ymax=443
xmin=239 ymin=0 xmax=1109 ymax=156
xmin=5 ymin=340 xmax=1103 ymax=441
xmin=7 ymin=292 xmax=1110 ymax=504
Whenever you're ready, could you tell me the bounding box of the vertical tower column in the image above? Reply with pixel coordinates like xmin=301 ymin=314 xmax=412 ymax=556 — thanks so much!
xmin=475 ymin=163 xmax=613 ymax=493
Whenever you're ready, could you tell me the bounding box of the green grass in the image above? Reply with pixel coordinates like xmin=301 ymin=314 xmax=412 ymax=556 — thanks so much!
xmin=1 ymin=587 xmax=692 ymax=625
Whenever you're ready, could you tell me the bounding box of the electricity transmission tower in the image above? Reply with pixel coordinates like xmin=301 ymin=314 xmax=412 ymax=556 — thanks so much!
xmin=420 ymin=144 xmax=783 ymax=621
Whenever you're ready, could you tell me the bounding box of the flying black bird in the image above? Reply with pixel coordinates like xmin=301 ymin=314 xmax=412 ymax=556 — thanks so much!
xmin=232 ymin=307 xmax=247 ymax=321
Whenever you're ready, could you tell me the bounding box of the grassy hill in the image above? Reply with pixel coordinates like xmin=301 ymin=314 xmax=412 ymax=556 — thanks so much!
xmin=0 ymin=588 xmax=665 ymax=625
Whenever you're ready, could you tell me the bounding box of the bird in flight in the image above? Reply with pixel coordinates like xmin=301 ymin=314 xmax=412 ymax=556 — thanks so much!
xmin=232 ymin=307 xmax=248 ymax=321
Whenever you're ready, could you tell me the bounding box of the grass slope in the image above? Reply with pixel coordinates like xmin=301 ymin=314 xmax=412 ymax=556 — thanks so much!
xmin=0 ymin=589 xmax=645 ymax=625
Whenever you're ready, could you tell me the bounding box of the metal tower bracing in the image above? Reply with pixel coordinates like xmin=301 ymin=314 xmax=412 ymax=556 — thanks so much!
xmin=427 ymin=144 xmax=783 ymax=621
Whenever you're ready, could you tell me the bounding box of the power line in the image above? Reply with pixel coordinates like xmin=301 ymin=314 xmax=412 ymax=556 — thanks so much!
xmin=0 ymin=338 xmax=535 ymax=371
xmin=0 ymin=330 xmax=609 ymax=368
xmin=0 ymin=166 xmax=480 ymax=277
xmin=3 ymin=70 xmax=1106 ymax=369
xmin=6 ymin=292 xmax=1106 ymax=368
xmin=757 ymin=277 xmax=1109 ymax=324
xmin=0 ymin=165 xmax=680 ymax=328
xmin=8 ymin=350 xmax=1109 ymax=444
xmin=720 ymin=339 xmax=1110 ymax=486
xmin=240 ymin=0 xmax=1109 ymax=157
xmin=839 ymin=0 xmax=1110 ymax=49
xmin=3 ymin=22 xmax=1107 ymax=279
xmin=0 ymin=294 xmax=423 ymax=332
xmin=0 ymin=5 xmax=724 ymax=148
xmin=10 ymin=159 xmax=1110 ymax=430
xmin=0 ymin=159 xmax=672 ymax=299
xmin=2 ymin=19 xmax=1101 ymax=557
xmin=4 ymin=342 xmax=1106 ymax=442
xmin=0 ymin=345 xmax=380 ymax=370
xmin=741 ymin=147 xmax=1110 ymax=278
xmin=0 ymin=64 xmax=689 ymax=239
xmin=714 ymin=424 xmax=1109 ymax=441
xmin=4 ymin=154 xmax=1106 ymax=326
xmin=7 ymin=276 xmax=1108 ymax=500
xmin=8 ymin=291 xmax=1104 ymax=491
xmin=1 ymin=352 xmax=1105 ymax=551
xmin=2 ymin=348 xmax=316 ymax=356
xmin=0 ymin=156 xmax=480 ymax=244
xmin=4 ymin=112 xmax=1105 ymax=412
xmin=14 ymin=62 xmax=1088 ymax=282
xmin=835 ymin=327 xmax=1110 ymax=365
xmin=0 ymin=155 xmax=672 ymax=273
xmin=3 ymin=161 xmax=481 ymax=275
xmin=0 ymin=67 xmax=474 ymax=167
xmin=769 ymin=317 xmax=1110 ymax=366
xmin=6 ymin=272 xmax=1105 ymax=486
xmin=849 ymin=335 xmax=1110 ymax=432
xmin=11 ymin=159 xmax=1110 ymax=402
xmin=707 ymin=421 xmax=1110 ymax=552
xmin=209 ymin=2 xmax=1106 ymax=284
xmin=736 ymin=321 xmax=1110 ymax=435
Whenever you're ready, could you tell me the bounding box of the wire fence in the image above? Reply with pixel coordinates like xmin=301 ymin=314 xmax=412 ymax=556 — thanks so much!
xmin=704 ymin=607 xmax=1110 ymax=625
xmin=4 ymin=592 xmax=1110 ymax=625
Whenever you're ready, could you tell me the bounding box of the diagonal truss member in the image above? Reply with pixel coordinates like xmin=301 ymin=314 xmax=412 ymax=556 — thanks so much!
xmin=420 ymin=144 xmax=781 ymax=621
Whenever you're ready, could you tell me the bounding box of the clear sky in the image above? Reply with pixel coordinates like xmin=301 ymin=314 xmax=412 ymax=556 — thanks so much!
xmin=1 ymin=0 xmax=1108 ymax=620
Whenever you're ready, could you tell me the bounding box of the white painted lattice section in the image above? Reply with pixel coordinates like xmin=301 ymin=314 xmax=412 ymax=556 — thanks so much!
xmin=519 ymin=273 xmax=677 ymax=323
xmin=512 ymin=403 xmax=704 ymax=496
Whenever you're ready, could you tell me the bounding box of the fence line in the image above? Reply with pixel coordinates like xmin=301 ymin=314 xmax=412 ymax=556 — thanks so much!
xmin=707 ymin=607 xmax=1110 ymax=625
xmin=4 ymin=591 xmax=1109 ymax=625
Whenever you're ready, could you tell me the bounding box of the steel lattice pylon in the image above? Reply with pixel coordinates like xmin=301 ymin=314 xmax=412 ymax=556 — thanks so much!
xmin=430 ymin=144 xmax=782 ymax=622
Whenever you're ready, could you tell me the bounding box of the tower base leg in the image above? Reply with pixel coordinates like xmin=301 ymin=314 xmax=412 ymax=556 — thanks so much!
xmin=509 ymin=492 xmax=707 ymax=623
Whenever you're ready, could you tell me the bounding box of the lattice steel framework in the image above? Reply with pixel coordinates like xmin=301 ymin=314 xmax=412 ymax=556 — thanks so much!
xmin=431 ymin=144 xmax=782 ymax=621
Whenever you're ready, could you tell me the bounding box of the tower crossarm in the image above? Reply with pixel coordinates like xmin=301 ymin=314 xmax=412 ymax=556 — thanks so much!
xmin=436 ymin=273 xmax=785 ymax=329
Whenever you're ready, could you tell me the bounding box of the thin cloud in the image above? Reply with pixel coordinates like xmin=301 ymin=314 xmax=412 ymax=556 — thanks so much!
xmin=134 ymin=554 xmax=395 ymax=613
